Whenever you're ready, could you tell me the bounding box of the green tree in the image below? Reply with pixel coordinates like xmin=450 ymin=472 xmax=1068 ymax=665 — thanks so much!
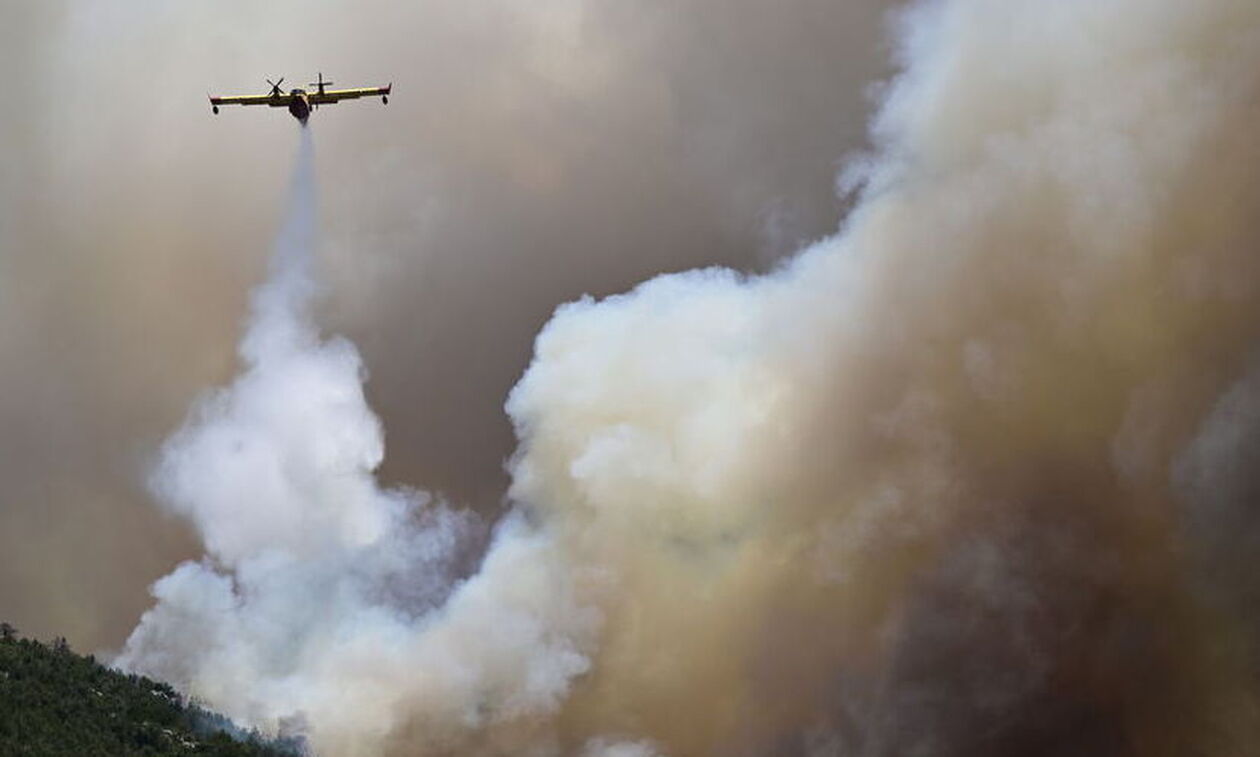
xmin=0 ymin=621 xmax=300 ymax=757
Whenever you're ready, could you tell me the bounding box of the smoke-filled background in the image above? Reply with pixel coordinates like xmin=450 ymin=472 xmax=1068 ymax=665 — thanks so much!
xmin=0 ymin=0 xmax=888 ymax=648
xmin=9 ymin=0 xmax=1260 ymax=755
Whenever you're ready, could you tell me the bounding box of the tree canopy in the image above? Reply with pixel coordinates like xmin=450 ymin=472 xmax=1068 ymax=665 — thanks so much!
xmin=0 ymin=625 xmax=302 ymax=756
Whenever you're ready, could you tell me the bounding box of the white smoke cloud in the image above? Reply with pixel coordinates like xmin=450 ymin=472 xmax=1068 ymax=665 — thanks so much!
xmin=120 ymin=0 xmax=1260 ymax=754
xmin=582 ymin=739 xmax=662 ymax=757
xmin=117 ymin=132 xmax=599 ymax=754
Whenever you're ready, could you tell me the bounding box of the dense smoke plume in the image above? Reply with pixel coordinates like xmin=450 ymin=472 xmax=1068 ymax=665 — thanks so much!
xmin=114 ymin=0 xmax=1260 ymax=755
xmin=119 ymin=132 xmax=599 ymax=754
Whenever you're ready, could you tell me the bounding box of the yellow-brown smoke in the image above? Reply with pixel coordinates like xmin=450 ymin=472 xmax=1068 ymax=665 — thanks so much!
xmin=495 ymin=0 xmax=1260 ymax=753
xmin=73 ymin=0 xmax=1260 ymax=754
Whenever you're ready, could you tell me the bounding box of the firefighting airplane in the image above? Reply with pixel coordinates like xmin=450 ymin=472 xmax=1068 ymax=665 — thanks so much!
xmin=209 ymin=73 xmax=391 ymax=125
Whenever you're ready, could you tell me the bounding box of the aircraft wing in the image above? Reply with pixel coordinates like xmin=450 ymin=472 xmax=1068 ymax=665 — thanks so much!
xmin=209 ymin=93 xmax=294 ymax=107
xmin=309 ymin=84 xmax=391 ymax=105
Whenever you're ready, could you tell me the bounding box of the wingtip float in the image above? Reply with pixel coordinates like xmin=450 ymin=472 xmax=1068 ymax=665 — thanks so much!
xmin=209 ymin=73 xmax=391 ymax=126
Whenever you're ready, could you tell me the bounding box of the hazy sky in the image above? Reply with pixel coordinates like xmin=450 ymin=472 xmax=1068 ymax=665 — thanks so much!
xmin=0 ymin=0 xmax=891 ymax=650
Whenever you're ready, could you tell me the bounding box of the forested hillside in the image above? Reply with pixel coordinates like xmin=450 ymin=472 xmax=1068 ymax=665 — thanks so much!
xmin=0 ymin=623 xmax=300 ymax=756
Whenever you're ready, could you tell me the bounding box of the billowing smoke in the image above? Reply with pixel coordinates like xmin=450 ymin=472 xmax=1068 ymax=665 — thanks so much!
xmin=117 ymin=0 xmax=1260 ymax=754
xmin=119 ymin=132 xmax=586 ymax=752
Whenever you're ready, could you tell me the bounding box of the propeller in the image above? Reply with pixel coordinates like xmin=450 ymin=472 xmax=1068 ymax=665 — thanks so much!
xmin=308 ymin=72 xmax=333 ymax=93
xmin=266 ymin=77 xmax=285 ymax=96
